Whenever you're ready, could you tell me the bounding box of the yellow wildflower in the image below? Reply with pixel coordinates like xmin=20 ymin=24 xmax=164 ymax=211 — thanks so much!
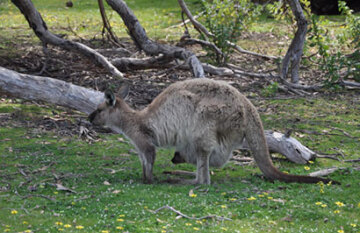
xmin=193 ymin=227 xmax=200 ymax=231
xmin=247 ymin=196 xmax=256 ymax=201
xmin=335 ymin=201 xmax=345 ymax=207
xmin=101 ymin=231 xmax=109 ymax=233
xmin=189 ymin=193 xmax=197 ymax=198
xmin=263 ymin=192 xmax=269 ymax=196
xmin=11 ymin=209 xmax=18 ymax=214
xmin=76 ymin=225 xmax=84 ymax=229
xmin=116 ymin=226 xmax=124 ymax=230
xmin=4 ymin=229 xmax=10 ymax=232
xmin=58 ymin=229 xmax=64 ymax=232
xmin=116 ymin=218 xmax=124 ymax=222
xmin=55 ymin=222 xmax=63 ymax=226
xmin=229 ymin=198 xmax=237 ymax=201
xmin=23 ymin=221 xmax=29 ymax=225
xmin=308 ymin=161 xmax=314 ymax=164
xmin=315 ymin=202 xmax=322 ymax=205
xmin=54 ymin=191 xmax=58 ymax=195
xmin=267 ymin=197 xmax=273 ymax=200
xmin=221 ymin=205 xmax=227 ymax=209
xmin=334 ymin=210 xmax=340 ymax=214
xmin=161 ymin=230 xmax=166 ymax=233
xmin=24 ymin=230 xmax=32 ymax=233
xmin=358 ymin=202 xmax=360 ymax=208
xmin=337 ymin=230 xmax=344 ymax=233
xmin=64 ymin=224 xmax=71 ymax=228
xmin=119 ymin=214 xmax=125 ymax=217
xmin=258 ymin=194 xmax=264 ymax=197
xmin=221 ymin=227 xmax=228 ymax=231
xmin=350 ymin=223 xmax=357 ymax=227
xmin=321 ymin=204 xmax=327 ymax=208
xmin=185 ymin=223 xmax=192 ymax=226
xmin=304 ymin=166 xmax=310 ymax=170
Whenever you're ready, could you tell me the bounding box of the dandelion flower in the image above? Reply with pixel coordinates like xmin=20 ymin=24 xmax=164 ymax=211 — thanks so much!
xmin=258 ymin=194 xmax=264 ymax=198
xmin=64 ymin=224 xmax=71 ymax=228
xmin=304 ymin=166 xmax=310 ymax=170
xmin=350 ymin=223 xmax=357 ymax=227
xmin=315 ymin=202 xmax=322 ymax=205
xmin=119 ymin=214 xmax=125 ymax=217
xmin=308 ymin=161 xmax=314 ymax=164
xmin=55 ymin=222 xmax=63 ymax=226
xmin=337 ymin=230 xmax=344 ymax=233
xmin=185 ymin=223 xmax=192 ymax=226
xmin=267 ymin=197 xmax=273 ymax=200
xmin=229 ymin=198 xmax=237 ymax=201
xmin=321 ymin=204 xmax=327 ymax=208
xmin=263 ymin=192 xmax=269 ymax=196
xmin=76 ymin=225 xmax=84 ymax=229
xmin=23 ymin=221 xmax=29 ymax=225
xmin=24 ymin=230 xmax=32 ymax=233
xmin=333 ymin=210 xmax=340 ymax=214
xmin=116 ymin=218 xmax=124 ymax=222
xmin=189 ymin=193 xmax=197 ymax=198
xmin=116 ymin=226 xmax=124 ymax=230
xmin=247 ymin=196 xmax=256 ymax=201
xmin=335 ymin=201 xmax=345 ymax=207
xmin=196 ymin=220 xmax=202 ymax=224
xmin=161 ymin=230 xmax=166 ymax=233
xmin=221 ymin=205 xmax=227 ymax=209
xmin=193 ymin=227 xmax=200 ymax=231
xmin=11 ymin=209 xmax=18 ymax=214
xmin=101 ymin=231 xmax=109 ymax=233
xmin=221 ymin=227 xmax=228 ymax=231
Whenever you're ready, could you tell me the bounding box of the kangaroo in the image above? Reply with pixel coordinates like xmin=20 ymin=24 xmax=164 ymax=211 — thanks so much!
xmin=89 ymin=78 xmax=337 ymax=185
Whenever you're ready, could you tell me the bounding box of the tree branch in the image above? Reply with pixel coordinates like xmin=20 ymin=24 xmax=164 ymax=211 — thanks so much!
xmin=106 ymin=0 xmax=205 ymax=78
xmin=11 ymin=0 xmax=123 ymax=78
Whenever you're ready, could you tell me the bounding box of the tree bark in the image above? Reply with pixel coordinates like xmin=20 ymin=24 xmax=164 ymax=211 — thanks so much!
xmin=11 ymin=0 xmax=124 ymax=79
xmin=105 ymin=0 xmax=205 ymax=78
xmin=1 ymin=66 xmax=315 ymax=163
xmin=280 ymin=0 xmax=307 ymax=83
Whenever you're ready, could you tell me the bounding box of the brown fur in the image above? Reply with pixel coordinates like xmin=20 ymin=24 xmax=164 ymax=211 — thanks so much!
xmin=89 ymin=78 xmax=337 ymax=185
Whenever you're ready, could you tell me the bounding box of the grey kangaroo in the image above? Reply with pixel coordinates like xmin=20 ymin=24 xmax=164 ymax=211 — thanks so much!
xmin=89 ymin=78 xmax=337 ymax=185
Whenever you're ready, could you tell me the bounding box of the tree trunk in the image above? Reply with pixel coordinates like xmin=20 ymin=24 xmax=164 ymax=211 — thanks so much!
xmin=11 ymin=0 xmax=124 ymax=78
xmin=1 ymin=66 xmax=314 ymax=164
xmin=105 ymin=0 xmax=205 ymax=78
xmin=280 ymin=0 xmax=307 ymax=83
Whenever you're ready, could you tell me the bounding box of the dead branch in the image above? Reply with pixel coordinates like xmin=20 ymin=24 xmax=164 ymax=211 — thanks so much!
xmin=106 ymin=0 xmax=205 ymax=78
xmin=344 ymin=159 xmax=360 ymax=163
xmin=177 ymin=0 xmax=279 ymax=61
xmin=0 ymin=66 xmax=104 ymax=114
xmin=167 ymin=11 xmax=204 ymax=29
xmin=97 ymin=0 xmax=124 ymax=47
xmin=152 ymin=205 xmax=232 ymax=221
xmin=309 ymin=167 xmax=341 ymax=177
xmin=11 ymin=0 xmax=123 ymax=78
xmin=280 ymin=0 xmax=307 ymax=83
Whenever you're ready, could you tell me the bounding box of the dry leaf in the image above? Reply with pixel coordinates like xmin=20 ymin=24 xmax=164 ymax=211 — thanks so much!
xmin=103 ymin=181 xmax=111 ymax=186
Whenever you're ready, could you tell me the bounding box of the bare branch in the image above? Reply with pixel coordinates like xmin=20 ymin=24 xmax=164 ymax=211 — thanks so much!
xmin=152 ymin=205 xmax=232 ymax=221
xmin=11 ymin=0 xmax=124 ymax=79
xmin=106 ymin=0 xmax=205 ymax=78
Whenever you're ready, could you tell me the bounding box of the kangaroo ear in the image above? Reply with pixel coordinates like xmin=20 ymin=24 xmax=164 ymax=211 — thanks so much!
xmin=119 ymin=84 xmax=129 ymax=99
xmin=104 ymin=89 xmax=116 ymax=106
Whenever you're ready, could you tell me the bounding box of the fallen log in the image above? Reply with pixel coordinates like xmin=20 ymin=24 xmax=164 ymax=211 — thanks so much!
xmin=1 ymin=66 xmax=315 ymax=164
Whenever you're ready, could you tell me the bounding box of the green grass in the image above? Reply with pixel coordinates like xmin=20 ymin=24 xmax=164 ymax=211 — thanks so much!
xmin=1 ymin=96 xmax=359 ymax=233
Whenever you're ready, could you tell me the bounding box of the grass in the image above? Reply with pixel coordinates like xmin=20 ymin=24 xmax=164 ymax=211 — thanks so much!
xmin=0 ymin=95 xmax=359 ymax=233
xmin=1 ymin=0 xmax=360 ymax=232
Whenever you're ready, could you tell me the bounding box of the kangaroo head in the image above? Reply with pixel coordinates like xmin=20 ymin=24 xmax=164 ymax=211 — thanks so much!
xmin=89 ymin=85 xmax=129 ymax=127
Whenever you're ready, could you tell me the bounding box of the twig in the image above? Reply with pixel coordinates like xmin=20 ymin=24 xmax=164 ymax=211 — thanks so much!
xmin=315 ymin=154 xmax=341 ymax=161
xmin=152 ymin=205 xmax=232 ymax=221
xmin=344 ymin=159 xmax=360 ymax=163
xmin=21 ymin=194 xmax=56 ymax=202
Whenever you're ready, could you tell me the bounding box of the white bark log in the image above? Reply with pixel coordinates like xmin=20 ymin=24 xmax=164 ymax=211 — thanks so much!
xmin=1 ymin=66 xmax=315 ymax=164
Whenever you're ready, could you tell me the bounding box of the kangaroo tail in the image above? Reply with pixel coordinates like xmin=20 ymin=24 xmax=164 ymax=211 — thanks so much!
xmin=244 ymin=103 xmax=339 ymax=184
